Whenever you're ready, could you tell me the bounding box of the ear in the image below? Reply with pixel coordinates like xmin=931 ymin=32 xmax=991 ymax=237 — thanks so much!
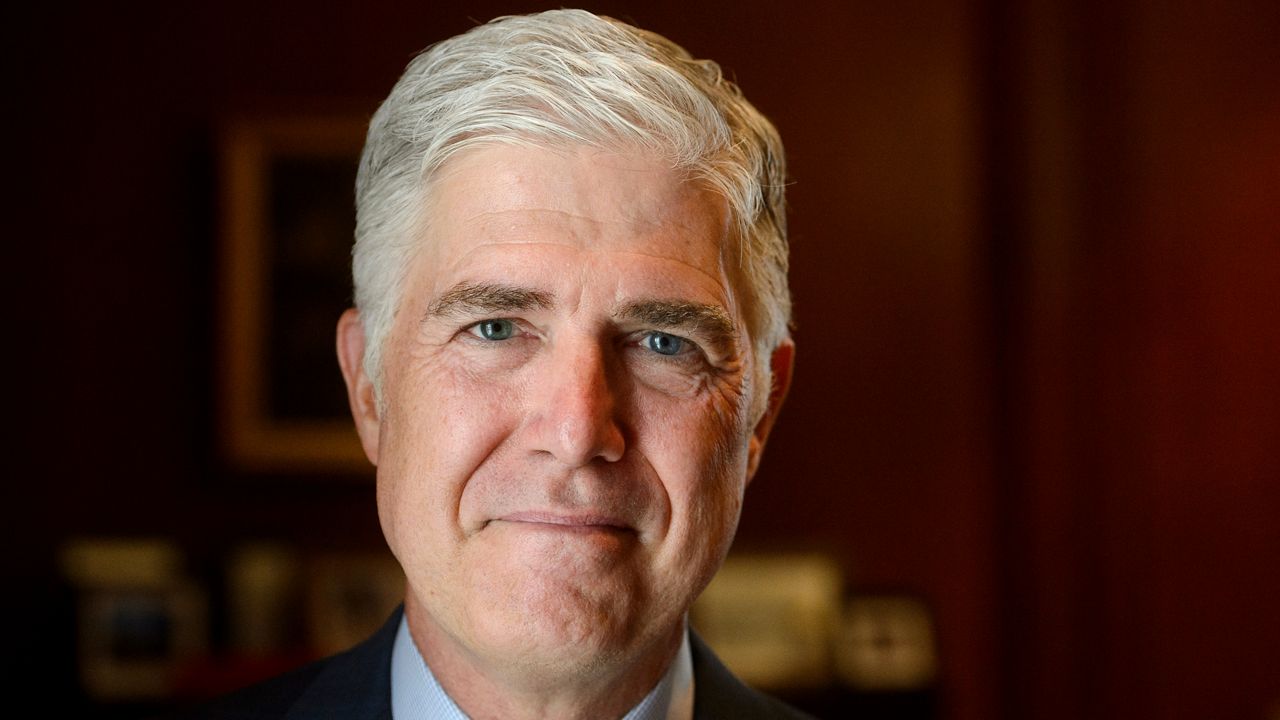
xmin=745 ymin=337 xmax=795 ymax=484
xmin=336 ymin=308 xmax=381 ymax=465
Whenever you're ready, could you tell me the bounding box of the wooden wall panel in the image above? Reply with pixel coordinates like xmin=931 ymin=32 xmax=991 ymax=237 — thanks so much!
xmin=994 ymin=0 xmax=1280 ymax=717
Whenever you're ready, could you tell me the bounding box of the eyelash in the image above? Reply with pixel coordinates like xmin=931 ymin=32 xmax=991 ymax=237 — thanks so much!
xmin=641 ymin=331 xmax=692 ymax=357
xmin=462 ymin=319 xmax=700 ymax=360
xmin=467 ymin=318 xmax=519 ymax=341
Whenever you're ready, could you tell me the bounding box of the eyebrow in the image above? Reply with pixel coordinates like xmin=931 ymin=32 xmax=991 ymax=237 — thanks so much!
xmin=616 ymin=299 xmax=738 ymax=351
xmin=426 ymin=282 xmax=554 ymax=319
xmin=424 ymin=282 xmax=738 ymax=350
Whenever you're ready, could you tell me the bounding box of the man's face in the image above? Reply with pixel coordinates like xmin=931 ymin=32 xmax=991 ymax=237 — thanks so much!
xmin=342 ymin=143 xmax=778 ymax=678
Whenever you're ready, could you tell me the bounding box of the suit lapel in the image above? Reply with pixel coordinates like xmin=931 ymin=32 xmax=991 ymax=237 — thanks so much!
xmin=690 ymin=630 xmax=764 ymax=719
xmin=689 ymin=631 xmax=812 ymax=720
xmin=284 ymin=606 xmax=402 ymax=720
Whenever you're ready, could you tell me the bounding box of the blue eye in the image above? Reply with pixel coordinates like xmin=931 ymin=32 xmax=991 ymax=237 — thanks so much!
xmin=474 ymin=319 xmax=515 ymax=341
xmin=644 ymin=332 xmax=685 ymax=356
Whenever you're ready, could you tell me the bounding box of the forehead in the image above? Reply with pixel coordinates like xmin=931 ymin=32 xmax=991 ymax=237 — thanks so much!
xmin=413 ymin=143 xmax=738 ymax=306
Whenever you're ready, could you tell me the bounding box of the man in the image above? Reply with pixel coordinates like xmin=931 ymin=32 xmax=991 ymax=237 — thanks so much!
xmin=197 ymin=9 xmax=803 ymax=719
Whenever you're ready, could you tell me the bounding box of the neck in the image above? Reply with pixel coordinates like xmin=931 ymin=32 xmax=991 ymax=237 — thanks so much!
xmin=404 ymin=593 xmax=684 ymax=720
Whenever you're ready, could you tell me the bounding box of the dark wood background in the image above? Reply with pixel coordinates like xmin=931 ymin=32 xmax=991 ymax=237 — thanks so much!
xmin=10 ymin=1 xmax=1278 ymax=719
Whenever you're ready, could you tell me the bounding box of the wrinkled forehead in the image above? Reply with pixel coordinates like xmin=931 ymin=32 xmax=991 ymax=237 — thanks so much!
xmin=421 ymin=142 xmax=734 ymax=274
xmin=395 ymin=142 xmax=762 ymax=362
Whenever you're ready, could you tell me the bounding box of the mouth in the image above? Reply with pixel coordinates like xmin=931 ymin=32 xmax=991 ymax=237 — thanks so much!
xmin=494 ymin=511 xmax=635 ymax=535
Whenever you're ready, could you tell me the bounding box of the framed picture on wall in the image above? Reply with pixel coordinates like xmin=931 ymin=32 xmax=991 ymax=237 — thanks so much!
xmin=61 ymin=539 xmax=208 ymax=701
xmin=218 ymin=115 xmax=371 ymax=474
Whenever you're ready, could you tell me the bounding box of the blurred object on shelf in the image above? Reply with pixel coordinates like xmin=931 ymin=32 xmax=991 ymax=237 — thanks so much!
xmin=692 ymin=552 xmax=843 ymax=689
xmin=60 ymin=538 xmax=208 ymax=701
xmin=226 ymin=543 xmax=304 ymax=656
xmin=835 ymin=593 xmax=938 ymax=691
xmin=305 ymin=550 xmax=404 ymax=656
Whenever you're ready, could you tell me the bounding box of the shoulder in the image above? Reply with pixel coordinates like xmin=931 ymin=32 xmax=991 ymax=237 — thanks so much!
xmin=689 ymin=632 xmax=818 ymax=720
xmin=173 ymin=608 xmax=402 ymax=720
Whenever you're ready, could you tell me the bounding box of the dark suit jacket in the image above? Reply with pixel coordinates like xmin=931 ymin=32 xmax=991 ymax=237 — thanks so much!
xmin=185 ymin=606 xmax=814 ymax=719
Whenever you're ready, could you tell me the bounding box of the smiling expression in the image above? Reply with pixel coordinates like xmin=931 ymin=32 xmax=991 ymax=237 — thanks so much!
xmin=342 ymin=142 xmax=772 ymax=687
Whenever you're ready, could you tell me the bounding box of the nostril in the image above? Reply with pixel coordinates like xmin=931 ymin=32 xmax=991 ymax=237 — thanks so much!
xmin=534 ymin=341 xmax=626 ymax=465
xmin=551 ymin=393 xmax=625 ymax=464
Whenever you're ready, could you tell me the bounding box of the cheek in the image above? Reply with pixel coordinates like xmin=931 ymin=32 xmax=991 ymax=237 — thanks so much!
xmin=376 ymin=355 xmax=523 ymax=559
xmin=632 ymin=387 xmax=752 ymax=541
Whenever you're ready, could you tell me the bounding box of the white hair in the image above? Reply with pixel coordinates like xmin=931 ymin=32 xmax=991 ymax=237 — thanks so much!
xmin=354 ymin=9 xmax=789 ymax=410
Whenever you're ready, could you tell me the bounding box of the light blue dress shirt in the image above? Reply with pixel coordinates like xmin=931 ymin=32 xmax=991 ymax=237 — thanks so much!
xmin=390 ymin=615 xmax=694 ymax=720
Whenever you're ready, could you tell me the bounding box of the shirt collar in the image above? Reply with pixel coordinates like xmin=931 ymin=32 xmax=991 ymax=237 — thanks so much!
xmin=390 ymin=615 xmax=693 ymax=720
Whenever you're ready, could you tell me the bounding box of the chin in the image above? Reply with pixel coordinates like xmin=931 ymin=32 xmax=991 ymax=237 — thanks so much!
xmin=469 ymin=574 xmax=645 ymax=669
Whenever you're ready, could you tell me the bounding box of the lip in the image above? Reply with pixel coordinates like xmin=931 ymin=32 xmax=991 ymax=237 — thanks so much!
xmin=495 ymin=511 xmax=633 ymax=533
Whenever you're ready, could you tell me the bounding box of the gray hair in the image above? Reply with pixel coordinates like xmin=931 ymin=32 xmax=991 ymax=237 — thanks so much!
xmin=354 ymin=9 xmax=790 ymax=408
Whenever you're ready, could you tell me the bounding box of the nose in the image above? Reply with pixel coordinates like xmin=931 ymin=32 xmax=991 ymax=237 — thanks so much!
xmin=532 ymin=338 xmax=626 ymax=466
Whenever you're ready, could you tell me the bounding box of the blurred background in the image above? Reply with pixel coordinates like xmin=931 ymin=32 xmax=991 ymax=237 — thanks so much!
xmin=9 ymin=1 xmax=1278 ymax=719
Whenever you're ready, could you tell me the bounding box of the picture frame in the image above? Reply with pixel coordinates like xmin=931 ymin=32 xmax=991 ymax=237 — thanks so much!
xmin=78 ymin=585 xmax=209 ymax=700
xmin=217 ymin=115 xmax=371 ymax=473
xmin=61 ymin=539 xmax=208 ymax=700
